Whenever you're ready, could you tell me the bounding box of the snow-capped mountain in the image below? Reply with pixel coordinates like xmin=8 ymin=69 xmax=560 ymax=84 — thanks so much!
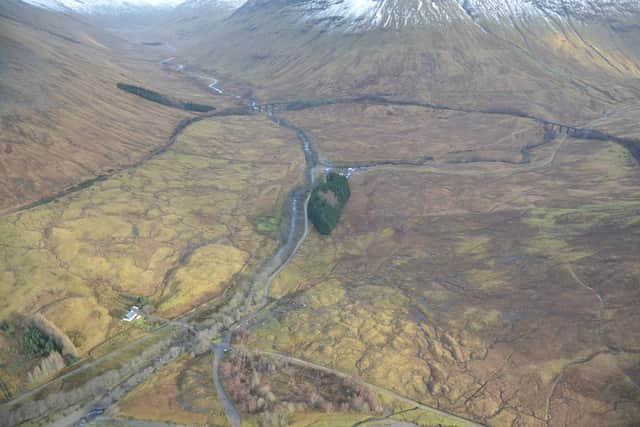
xmin=179 ymin=0 xmax=245 ymax=9
xmin=22 ymin=0 xmax=187 ymax=14
xmin=187 ymin=0 xmax=640 ymax=124
xmin=236 ymin=0 xmax=640 ymax=31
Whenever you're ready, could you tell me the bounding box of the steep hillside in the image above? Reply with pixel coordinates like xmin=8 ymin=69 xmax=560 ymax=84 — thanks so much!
xmin=0 ymin=0 xmax=217 ymax=213
xmin=175 ymin=0 xmax=640 ymax=123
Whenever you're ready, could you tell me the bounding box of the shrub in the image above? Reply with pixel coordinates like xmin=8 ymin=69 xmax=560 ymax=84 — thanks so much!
xmin=67 ymin=330 xmax=85 ymax=348
xmin=255 ymin=216 xmax=279 ymax=234
xmin=135 ymin=295 xmax=151 ymax=307
xmin=258 ymin=407 xmax=289 ymax=427
xmin=64 ymin=354 xmax=80 ymax=367
xmin=0 ymin=320 xmax=14 ymax=335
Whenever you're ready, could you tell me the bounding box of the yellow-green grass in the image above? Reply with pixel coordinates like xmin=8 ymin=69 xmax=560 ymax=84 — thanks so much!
xmin=389 ymin=408 xmax=471 ymax=427
xmin=285 ymin=412 xmax=376 ymax=427
xmin=158 ymin=242 xmax=249 ymax=317
xmin=118 ymin=354 xmax=229 ymax=426
xmin=241 ymin=406 xmax=467 ymax=427
xmin=524 ymin=201 xmax=640 ymax=231
xmin=455 ymin=235 xmax=492 ymax=256
xmin=538 ymin=358 xmax=572 ymax=385
xmin=0 ymin=115 xmax=304 ymax=394
xmin=58 ymin=326 xmax=177 ymax=393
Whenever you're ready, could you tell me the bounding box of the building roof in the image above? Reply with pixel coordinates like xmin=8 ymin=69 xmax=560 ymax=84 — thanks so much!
xmin=123 ymin=310 xmax=138 ymax=321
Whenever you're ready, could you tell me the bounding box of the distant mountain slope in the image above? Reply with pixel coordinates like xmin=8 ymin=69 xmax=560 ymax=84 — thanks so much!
xmin=177 ymin=0 xmax=640 ymax=123
xmin=237 ymin=0 xmax=640 ymax=30
xmin=22 ymin=0 xmax=186 ymax=14
xmin=0 ymin=0 xmax=195 ymax=212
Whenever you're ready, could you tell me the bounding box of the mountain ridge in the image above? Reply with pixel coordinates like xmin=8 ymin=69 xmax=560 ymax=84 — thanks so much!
xmin=233 ymin=0 xmax=640 ymax=31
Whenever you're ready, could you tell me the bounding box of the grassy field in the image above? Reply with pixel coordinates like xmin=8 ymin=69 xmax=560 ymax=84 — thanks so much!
xmin=118 ymin=354 xmax=230 ymax=426
xmin=0 ymin=115 xmax=304 ymax=395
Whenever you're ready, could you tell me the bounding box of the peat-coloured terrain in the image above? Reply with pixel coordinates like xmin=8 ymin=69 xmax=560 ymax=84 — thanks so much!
xmin=1 ymin=1 xmax=640 ymax=426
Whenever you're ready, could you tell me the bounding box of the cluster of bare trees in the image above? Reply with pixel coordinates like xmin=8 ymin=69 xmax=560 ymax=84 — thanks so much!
xmin=26 ymin=351 xmax=66 ymax=384
xmin=258 ymin=407 xmax=290 ymax=427
xmin=220 ymin=350 xmax=381 ymax=420
xmin=220 ymin=352 xmax=276 ymax=413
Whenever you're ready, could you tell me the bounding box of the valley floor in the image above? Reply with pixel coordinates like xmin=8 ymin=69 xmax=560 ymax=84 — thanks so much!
xmin=1 ymin=43 xmax=639 ymax=427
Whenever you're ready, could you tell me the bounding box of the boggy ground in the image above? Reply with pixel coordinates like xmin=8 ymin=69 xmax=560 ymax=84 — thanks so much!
xmin=282 ymin=104 xmax=544 ymax=166
xmin=0 ymin=115 xmax=304 ymax=397
xmin=247 ymin=105 xmax=640 ymax=426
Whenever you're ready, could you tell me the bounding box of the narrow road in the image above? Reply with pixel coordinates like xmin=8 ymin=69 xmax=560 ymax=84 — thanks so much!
xmin=212 ymin=336 xmax=240 ymax=427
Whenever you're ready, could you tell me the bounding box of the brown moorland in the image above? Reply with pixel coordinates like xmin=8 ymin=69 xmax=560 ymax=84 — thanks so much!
xmin=249 ymin=105 xmax=640 ymax=427
xmin=0 ymin=0 xmax=228 ymax=214
xmin=282 ymin=103 xmax=544 ymax=166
